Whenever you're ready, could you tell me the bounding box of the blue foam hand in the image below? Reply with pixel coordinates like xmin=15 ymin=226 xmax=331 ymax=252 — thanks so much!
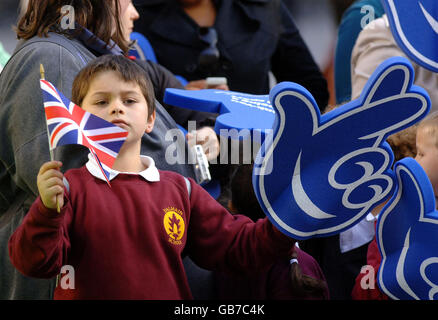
xmin=164 ymin=88 xmax=275 ymax=140
xmin=377 ymin=158 xmax=438 ymax=300
xmin=383 ymin=0 xmax=438 ymax=72
xmin=253 ymin=57 xmax=430 ymax=240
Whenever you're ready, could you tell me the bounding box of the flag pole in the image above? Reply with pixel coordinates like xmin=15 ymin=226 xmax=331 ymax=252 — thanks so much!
xmin=40 ymin=64 xmax=60 ymax=213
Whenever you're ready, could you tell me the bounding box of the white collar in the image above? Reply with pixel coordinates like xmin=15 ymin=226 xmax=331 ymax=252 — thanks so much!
xmin=85 ymin=153 xmax=160 ymax=182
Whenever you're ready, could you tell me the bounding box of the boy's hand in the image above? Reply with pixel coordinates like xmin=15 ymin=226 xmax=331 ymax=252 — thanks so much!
xmin=37 ymin=161 xmax=64 ymax=211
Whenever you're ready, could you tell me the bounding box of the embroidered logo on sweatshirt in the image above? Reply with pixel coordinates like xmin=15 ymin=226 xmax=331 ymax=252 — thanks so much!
xmin=163 ymin=207 xmax=185 ymax=245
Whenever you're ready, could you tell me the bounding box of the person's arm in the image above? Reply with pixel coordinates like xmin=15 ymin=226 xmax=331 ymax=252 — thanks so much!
xmin=271 ymin=3 xmax=329 ymax=112
xmin=334 ymin=4 xmax=370 ymax=104
xmin=334 ymin=1 xmax=385 ymax=105
xmin=8 ymin=195 xmax=73 ymax=279
xmin=8 ymin=161 xmax=72 ymax=279
xmin=185 ymin=178 xmax=295 ymax=274
xmin=350 ymin=15 xmax=405 ymax=100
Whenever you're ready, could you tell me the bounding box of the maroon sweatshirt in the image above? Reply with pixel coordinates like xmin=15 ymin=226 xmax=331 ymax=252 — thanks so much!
xmin=8 ymin=166 xmax=294 ymax=299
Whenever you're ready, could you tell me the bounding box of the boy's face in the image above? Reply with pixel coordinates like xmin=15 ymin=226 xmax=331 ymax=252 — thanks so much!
xmin=415 ymin=127 xmax=438 ymax=202
xmin=81 ymin=70 xmax=155 ymax=145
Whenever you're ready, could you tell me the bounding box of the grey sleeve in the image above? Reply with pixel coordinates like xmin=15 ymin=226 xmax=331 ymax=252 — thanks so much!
xmin=0 ymin=42 xmax=86 ymax=200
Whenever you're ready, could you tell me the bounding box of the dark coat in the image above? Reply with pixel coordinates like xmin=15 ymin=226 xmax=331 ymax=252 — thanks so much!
xmin=135 ymin=59 xmax=216 ymax=129
xmin=133 ymin=0 xmax=329 ymax=111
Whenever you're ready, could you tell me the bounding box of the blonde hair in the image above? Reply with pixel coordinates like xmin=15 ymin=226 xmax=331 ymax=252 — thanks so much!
xmin=418 ymin=111 xmax=438 ymax=149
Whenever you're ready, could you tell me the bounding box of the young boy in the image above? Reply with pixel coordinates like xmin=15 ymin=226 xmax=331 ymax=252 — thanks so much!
xmin=8 ymin=55 xmax=294 ymax=300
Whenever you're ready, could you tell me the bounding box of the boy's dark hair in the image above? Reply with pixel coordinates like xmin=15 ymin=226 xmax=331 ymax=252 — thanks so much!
xmin=17 ymin=0 xmax=129 ymax=53
xmin=230 ymin=164 xmax=328 ymax=299
xmin=72 ymin=55 xmax=156 ymax=118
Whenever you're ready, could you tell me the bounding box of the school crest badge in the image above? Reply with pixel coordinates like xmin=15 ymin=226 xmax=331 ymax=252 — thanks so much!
xmin=163 ymin=207 xmax=185 ymax=245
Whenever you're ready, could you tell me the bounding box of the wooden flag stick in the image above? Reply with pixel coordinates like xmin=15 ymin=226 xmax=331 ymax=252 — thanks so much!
xmin=40 ymin=64 xmax=45 ymax=80
xmin=40 ymin=64 xmax=60 ymax=213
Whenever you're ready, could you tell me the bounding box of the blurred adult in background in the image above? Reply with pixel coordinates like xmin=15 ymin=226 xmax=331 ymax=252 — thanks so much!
xmin=133 ymin=0 xmax=329 ymax=111
xmin=351 ymin=13 xmax=438 ymax=113
xmin=132 ymin=0 xmax=330 ymax=209
xmin=330 ymin=0 xmax=356 ymax=23
xmin=283 ymin=0 xmax=338 ymax=107
xmin=334 ymin=0 xmax=384 ymax=104
xmin=121 ymin=1 xmax=220 ymax=160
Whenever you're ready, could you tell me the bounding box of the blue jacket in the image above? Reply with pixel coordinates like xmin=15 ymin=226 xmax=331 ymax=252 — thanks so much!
xmin=133 ymin=0 xmax=329 ymax=111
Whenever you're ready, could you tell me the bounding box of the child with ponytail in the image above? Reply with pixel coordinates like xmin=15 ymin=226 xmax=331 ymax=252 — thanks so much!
xmin=214 ymin=164 xmax=329 ymax=300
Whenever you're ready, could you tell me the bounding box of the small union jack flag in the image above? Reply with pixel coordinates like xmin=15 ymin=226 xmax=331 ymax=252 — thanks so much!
xmin=40 ymin=79 xmax=129 ymax=185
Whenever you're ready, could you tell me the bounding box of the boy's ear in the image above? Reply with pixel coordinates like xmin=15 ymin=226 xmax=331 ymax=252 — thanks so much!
xmin=145 ymin=110 xmax=156 ymax=133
